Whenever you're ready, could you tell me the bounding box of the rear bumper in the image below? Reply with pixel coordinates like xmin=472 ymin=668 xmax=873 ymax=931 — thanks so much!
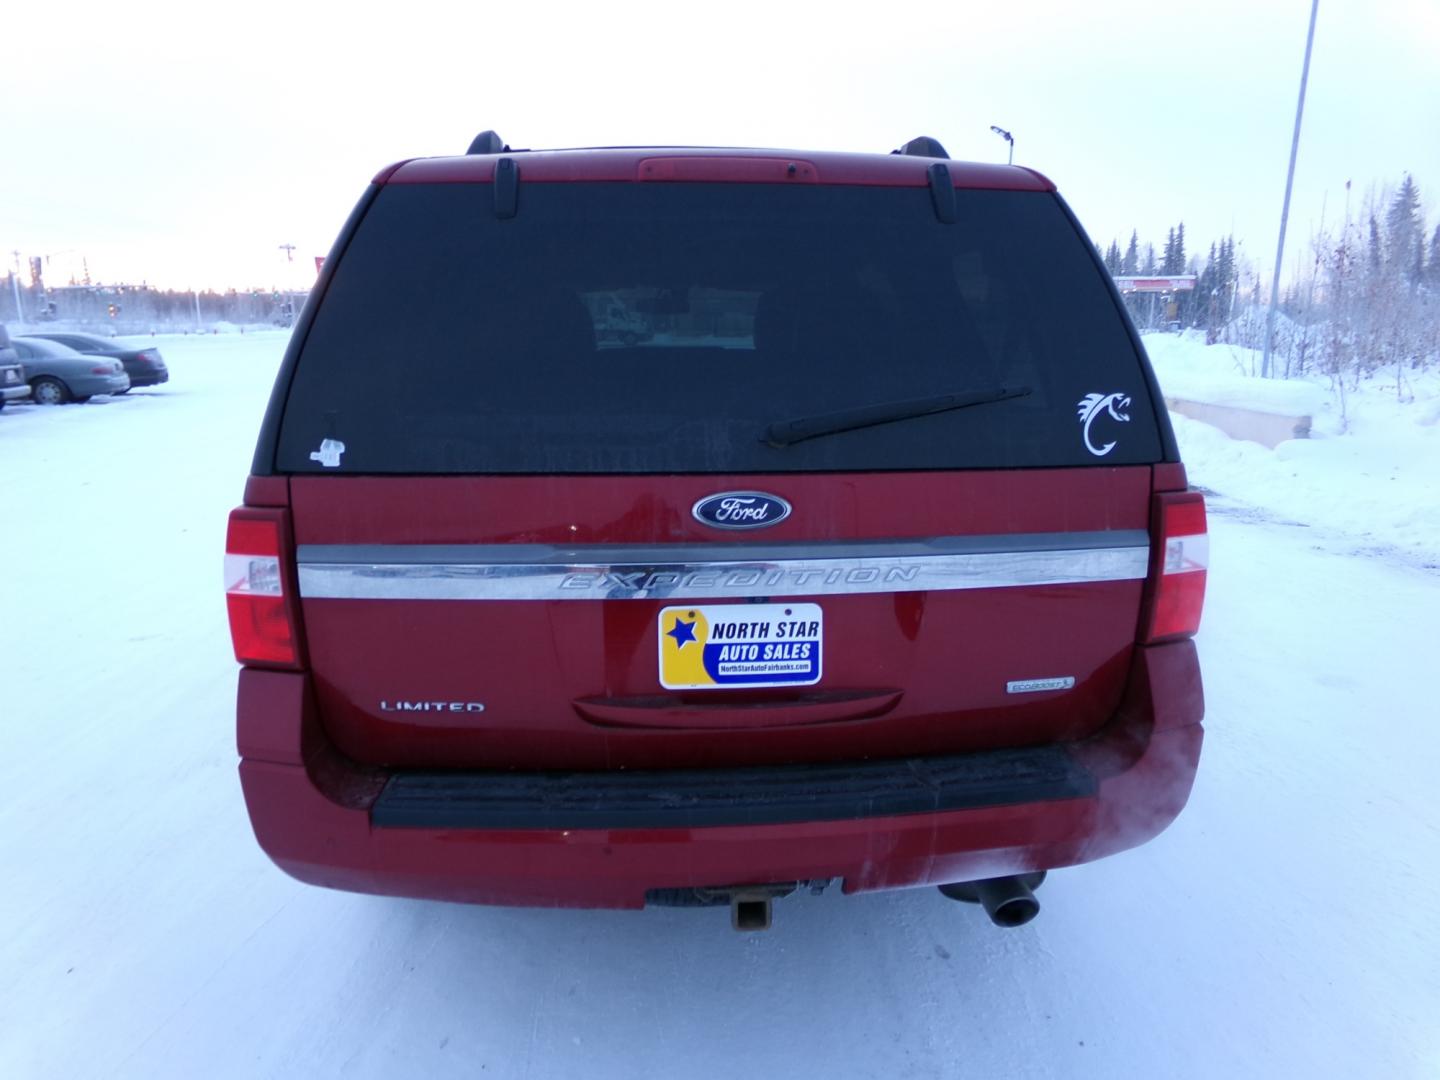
xmin=1 ymin=384 xmax=31 ymax=401
xmin=237 ymin=641 xmax=1204 ymax=908
xmin=67 ymin=372 xmax=131 ymax=396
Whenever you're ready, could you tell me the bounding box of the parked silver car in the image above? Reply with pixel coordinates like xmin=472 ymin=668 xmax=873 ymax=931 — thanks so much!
xmin=13 ymin=336 xmax=130 ymax=404
xmin=25 ymin=331 xmax=170 ymax=389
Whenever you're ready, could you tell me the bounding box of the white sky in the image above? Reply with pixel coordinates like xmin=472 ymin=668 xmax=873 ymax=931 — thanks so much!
xmin=3 ymin=0 xmax=1437 ymax=291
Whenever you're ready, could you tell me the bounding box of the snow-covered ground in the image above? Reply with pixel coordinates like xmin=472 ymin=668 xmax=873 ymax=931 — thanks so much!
xmin=1 ymin=334 xmax=1438 ymax=1079
xmin=1146 ymin=332 xmax=1440 ymax=566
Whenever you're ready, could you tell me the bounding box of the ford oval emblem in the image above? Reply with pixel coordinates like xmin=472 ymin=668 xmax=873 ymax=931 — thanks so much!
xmin=692 ymin=491 xmax=792 ymax=530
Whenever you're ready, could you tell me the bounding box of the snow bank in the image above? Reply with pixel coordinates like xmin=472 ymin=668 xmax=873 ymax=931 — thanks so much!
xmin=1142 ymin=333 xmax=1440 ymax=564
xmin=1145 ymin=334 xmax=1327 ymax=416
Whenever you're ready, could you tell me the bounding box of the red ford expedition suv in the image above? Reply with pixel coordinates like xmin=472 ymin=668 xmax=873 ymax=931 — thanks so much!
xmin=228 ymin=133 xmax=1207 ymax=930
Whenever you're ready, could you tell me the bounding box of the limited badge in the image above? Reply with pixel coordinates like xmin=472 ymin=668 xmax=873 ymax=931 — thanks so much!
xmin=658 ymin=603 xmax=822 ymax=690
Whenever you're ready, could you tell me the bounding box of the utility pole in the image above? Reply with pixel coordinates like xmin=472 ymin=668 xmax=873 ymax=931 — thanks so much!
xmin=1261 ymin=0 xmax=1319 ymax=379
xmin=279 ymin=243 xmax=296 ymax=262
xmin=9 ymin=251 xmax=23 ymax=324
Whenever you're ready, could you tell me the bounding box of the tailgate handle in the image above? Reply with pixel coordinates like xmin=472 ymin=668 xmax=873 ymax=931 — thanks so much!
xmin=572 ymin=689 xmax=903 ymax=731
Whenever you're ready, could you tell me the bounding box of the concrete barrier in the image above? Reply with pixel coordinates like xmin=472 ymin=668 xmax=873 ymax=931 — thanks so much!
xmin=1165 ymin=397 xmax=1311 ymax=448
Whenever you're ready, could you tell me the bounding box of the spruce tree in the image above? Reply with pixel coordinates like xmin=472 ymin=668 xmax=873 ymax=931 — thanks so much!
xmin=1199 ymin=242 xmax=1219 ymax=327
xmin=1219 ymin=237 xmax=1236 ymax=318
xmin=1385 ymin=174 xmax=1423 ymax=275
xmin=1160 ymin=225 xmax=1188 ymax=276
xmin=1105 ymin=240 xmax=1122 ymax=274
xmin=1428 ymin=224 xmax=1440 ymax=287
xmin=1368 ymin=215 xmax=1383 ymax=273
xmin=1224 ymin=239 xmax=1236 ymax=310
xmin=1123 ymin=231 xmax=1139 ymax=275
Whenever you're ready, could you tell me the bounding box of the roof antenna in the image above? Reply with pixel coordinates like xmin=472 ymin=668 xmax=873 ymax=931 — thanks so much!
xmin=466 ymin=130 xmax=509 ymax=155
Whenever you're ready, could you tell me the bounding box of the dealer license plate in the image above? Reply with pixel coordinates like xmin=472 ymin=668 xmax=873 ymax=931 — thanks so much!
xmin=658 ymin=603 xmax=822 ymax=690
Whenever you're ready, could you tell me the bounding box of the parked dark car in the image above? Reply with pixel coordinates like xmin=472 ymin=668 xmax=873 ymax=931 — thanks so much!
xmin=13 ymin=337 xmax=130 ymax=403
xmin=26 ymin=331 xmax=169 ymax=389
xmin=0 ymin=325 xmax=33 ymax=409
xmin=227 ymin=132 xmax=1208 ymax=932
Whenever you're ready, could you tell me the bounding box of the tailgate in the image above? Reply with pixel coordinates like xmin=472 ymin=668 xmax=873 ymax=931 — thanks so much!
xmin=290 ymin=469 xmax=1152 ymax=769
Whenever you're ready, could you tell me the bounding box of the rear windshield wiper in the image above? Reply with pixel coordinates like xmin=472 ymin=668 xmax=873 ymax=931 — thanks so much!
xmin=763 ymin=385 xmax=1032 ymax=448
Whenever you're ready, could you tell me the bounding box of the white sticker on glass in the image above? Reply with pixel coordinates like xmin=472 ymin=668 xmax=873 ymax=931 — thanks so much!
xmin=1077 ymin=393 xmax=1132 ymax=456
xmin=309 ymin=438 xmax=346 ymax=468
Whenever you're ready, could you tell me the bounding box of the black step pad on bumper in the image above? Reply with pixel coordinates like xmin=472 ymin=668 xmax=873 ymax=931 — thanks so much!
xmin=371 ymin=746 xmax=1097 ymax=831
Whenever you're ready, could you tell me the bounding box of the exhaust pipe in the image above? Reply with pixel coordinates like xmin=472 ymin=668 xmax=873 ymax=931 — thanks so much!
xmin=938 ymin=872 xmax=1045 ymax=928
xmin=970 ymin=877 xmax=1041 ymax=928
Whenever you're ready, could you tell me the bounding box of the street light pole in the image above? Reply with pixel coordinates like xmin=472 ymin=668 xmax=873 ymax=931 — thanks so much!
xmin=278 ymin=244 xmax=300 ymax=325
xmin=1261 ymin=0 xmax=1319 ymax=379
xmin=9 ymin=251 xmax=24 ymax=324
xmin=989 ymin=125 xmax=1014 ymax=165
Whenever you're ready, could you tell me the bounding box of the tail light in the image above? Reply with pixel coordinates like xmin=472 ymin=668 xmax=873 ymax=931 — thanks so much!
xmin=225 ymin=509 xmax=301 ymax=667
xmin=1140 ymin=491 xmax=1208 ymax=643
xmin=91 ymin=364 xmax=115 ymax=375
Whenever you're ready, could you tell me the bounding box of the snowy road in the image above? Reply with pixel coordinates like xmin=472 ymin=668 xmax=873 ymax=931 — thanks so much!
xmin=2 ymin=334 xmax=1437 ymax=1079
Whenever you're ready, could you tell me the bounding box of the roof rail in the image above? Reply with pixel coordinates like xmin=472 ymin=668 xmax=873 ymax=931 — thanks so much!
xmin=894 ymin=135 xmax=949 ymax=160
xmin=466 ymin=130 xmax=509 ymax=155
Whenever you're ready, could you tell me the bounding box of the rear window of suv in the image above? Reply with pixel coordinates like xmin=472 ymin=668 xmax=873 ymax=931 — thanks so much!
xmin=275 ymin=181 xmax=1161 ymax=473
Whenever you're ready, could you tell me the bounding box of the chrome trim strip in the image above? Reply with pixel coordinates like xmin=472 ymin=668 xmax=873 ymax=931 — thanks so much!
xmin=296 ymin=531 xmax=1150 ymax=601
xmin=298 ymin=531 xmax=1149 ymax=566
